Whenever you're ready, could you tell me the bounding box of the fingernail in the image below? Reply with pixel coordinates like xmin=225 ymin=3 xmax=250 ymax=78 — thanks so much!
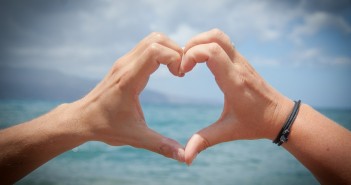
xmin=173 ymin=148 xmax=185 ymax=163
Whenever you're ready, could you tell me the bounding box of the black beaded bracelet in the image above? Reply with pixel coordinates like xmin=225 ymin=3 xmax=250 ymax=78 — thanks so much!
xmin=273 ymin=100 xmax=301 ymax=146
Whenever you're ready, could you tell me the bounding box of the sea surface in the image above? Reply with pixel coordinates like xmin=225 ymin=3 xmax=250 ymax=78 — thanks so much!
xmin=0 ymin=100 xmax=350 ymax=185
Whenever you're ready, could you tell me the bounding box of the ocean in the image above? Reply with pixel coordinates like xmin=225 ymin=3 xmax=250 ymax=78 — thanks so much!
xmin=0 ymin=100 xmax=350 ymax=185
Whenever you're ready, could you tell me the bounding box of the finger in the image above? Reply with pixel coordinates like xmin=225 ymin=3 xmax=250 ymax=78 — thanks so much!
xmin=184 ymin=29 xmax=235 ymax=61
xmin=133 ymin=32 xmax=183 ymax=61
xmin=135 ymin=127 xmax=185 ymax=162
xmin=184 ymin=134 xmax=209 ymax=165
xmin=181 ymin=43 xmax=233 ymax=85
xmin=185 ymin=120 xmax=232 ymax=165
xmin=135 ymin=43 xmax=182 ymax=78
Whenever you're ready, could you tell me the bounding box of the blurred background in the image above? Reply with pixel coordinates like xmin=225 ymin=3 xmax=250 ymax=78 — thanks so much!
xmin=0 ymin=0 xmax=350 ymax=107
xmin=0 ymin=0 xmax=350 ymax=184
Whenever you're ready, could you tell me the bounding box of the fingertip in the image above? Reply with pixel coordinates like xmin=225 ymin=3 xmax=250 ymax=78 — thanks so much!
xmin=141 ymin=129 xmax=186 ymax=162
xmin=166 ymin=54 xmax=182 ymax=77
xmin=182 ymin=45 xmax=190 ymax=54
xmin=184 ymin=134 xmax=208 ymax=166
xmin=179 ymin=55 xmax=186 ymax=74
xmin=158 ymin=141 xmax=186 ymax=163
xmin=180 ymin=54 xmax=196 ymax=74
xmin=176 ymin=148 xmax=185 ymax=163
xmin=185 ymin=152 xmax=197 ymax=166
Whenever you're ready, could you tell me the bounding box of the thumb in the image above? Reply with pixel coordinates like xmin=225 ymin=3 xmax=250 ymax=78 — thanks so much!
xmin=136 ymin=127 xmax=185 ymax=163
xmin=185 ymin=120 xmax=230 ymax=165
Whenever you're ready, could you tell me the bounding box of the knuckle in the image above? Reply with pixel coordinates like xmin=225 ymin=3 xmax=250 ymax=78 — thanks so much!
xmin=158 ymin=138 xmax=176 ymax=158
xmin=145 ymin=42 xmax=160 ymax=56
xmin=158 ymin=144 xmax=171 ymax=157
xmin=208 ymin=43 xmax=222 ymax=56
xmin=150 ymin=32 xmax=167 ymax=42
xmin=113 ymin=71 xmax=131 ymax=92
xmin=210 ymin=28 xmax=231 ymax=44
xmin=149 ymin=31 xmax=160 ymax=38
xmin=200 ymin=137 xmax=211 ymax=152
xmin=211 ymin=28 xmax=225 ymax=38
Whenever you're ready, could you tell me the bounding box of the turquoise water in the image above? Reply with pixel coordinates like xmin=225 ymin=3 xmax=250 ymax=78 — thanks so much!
xmin=1 ymin=100 xmax=350 ymax=185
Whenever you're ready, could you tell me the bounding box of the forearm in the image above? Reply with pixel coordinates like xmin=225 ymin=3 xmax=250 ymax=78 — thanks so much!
xmin=0 ymin=103 xmax=88 ymax=184
xmin=280 ymin=103 xmax=351 ymax=184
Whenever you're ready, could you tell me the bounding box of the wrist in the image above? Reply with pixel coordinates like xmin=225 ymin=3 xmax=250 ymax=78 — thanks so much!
xmin=53 ymin=101 xmax=93 ymax=144
xmin=65 ymin=97 xmax=116 ymax=143
xmin=265 ymin=95 xmax=295 ymax=141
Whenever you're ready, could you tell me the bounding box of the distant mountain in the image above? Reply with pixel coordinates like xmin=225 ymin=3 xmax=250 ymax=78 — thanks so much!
xmin=139 ymin=89 xmax=169 ymax=104
xmin=0 ymin=66 xmax=169 ymax=103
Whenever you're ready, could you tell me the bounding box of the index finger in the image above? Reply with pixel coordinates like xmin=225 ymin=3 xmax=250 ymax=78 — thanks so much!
xmin=132 ymin=32 xmax=183 ymax=60
xmin=181 ymin=43 xmax=233 ymax=84
xmin=184 ymin=29 xmax=235 ymax=61
xmin=135 ymin=42 xmax=182 ymax=78
xmin=135 ymin=127 xmax=185 ymax=163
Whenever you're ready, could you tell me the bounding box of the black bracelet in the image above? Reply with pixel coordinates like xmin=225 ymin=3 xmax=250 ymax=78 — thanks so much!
xmin=273 ymin=100 xmax=301 ymax=146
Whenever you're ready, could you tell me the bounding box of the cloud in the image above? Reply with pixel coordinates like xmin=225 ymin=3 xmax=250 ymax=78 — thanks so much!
xmin=249 ymin=45 xmax=351 ymax=69
xmin=299 ymin=0 xmax=351 ymax=14
xmin=332 ymin=57 xmax=351 ymax=66
xmin=222 ymin=1 xmax=295 ymax=42
xmin=169 ymin=24 xmax=200 ymax=46
xmin=0 ymin=0 xmax=350 ymax=107
xmin=145 ymin=0 xmax=295 ymax=42
xmin=290 ymin=11 xmax=351 ymax=44
xmin=0 ymin=0 xmax=156 ymax=78
xmin=250 ymin=57 xmax=281 ymax=67
xmin=0 ymin=0 xmax=350 ymax=77
xmin=290 ymin=47 xmax=351 ymax=67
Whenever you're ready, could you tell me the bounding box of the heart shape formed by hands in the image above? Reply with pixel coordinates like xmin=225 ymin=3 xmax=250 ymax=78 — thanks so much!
xmin=83 ymin=29 xmax=290 ymax=165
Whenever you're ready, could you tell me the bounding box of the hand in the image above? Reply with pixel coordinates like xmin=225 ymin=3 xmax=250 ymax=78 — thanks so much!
xmin=71 ymin=32 xmax=185 ymax=162
xmin=181 ymin=29 xmax=294 ymax=165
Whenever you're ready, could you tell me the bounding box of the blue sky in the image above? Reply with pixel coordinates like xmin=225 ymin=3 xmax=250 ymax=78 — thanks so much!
xmin=0 ymin=0 xmax=350 ymax=108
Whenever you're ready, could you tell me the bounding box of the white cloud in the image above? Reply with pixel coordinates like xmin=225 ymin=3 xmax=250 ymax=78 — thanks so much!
xmin=144 ymin=0 xmax=296 ymax=42
xmin=144 ymin=0 xmax=180 ymax=17
xmin=2 ymin=0 xmax=351 ymax=79
xmin=1 ymin=0 xmax=350 ymax=107
xmin=168 ymin=24 xmax=200 ymax=46
xmin=250 ymin=47 xmax=351 ymax=68
xmin=12 ymin=45 xmax=104 ymax=59
xmin=291 ymin=47 xmax=351 ymax=67
xmin=290 ymin=11 xmax=351 ymax=44
xmin=296 ymin=48 xmax=320 ymax=60
xmin=250 ymin=57 xmax=281 ymax=67
xmin=222 ymin=1 xmax=300 ymax=42
xmin=8 ymin=43 xmax=116 ymax=79
xmin=332 ymin=57 xmax=351 ymax=66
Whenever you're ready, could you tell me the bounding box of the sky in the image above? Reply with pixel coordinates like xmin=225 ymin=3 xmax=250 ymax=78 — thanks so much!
xmin=0 ymin=0 xmax=350 ymax=108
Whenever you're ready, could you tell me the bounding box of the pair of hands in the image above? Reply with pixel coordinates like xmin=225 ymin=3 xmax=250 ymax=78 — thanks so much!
xmin=74 ymin=29 xmax=292 ymax=165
